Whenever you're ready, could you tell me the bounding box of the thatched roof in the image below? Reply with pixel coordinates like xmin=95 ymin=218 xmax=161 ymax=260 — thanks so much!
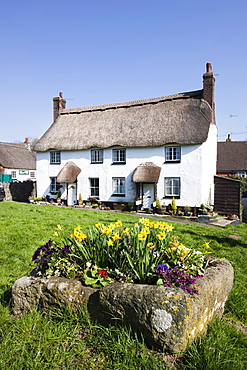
xmin=57 ymin=161 xmax=81 ymax=183
xmin=217 ymin=141 xmax=247 ymax=172
xmin=34 ymin=89 xmax=213 ymax=152
xmin=133 ymin=162 xmax=161 ymax=183
xmin=0 ymin=142 xmax=36 ymax=169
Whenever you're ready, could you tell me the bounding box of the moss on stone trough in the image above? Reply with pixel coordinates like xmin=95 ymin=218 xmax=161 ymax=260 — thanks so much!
xmin=12 ymin=259 xmax=233 ymax=353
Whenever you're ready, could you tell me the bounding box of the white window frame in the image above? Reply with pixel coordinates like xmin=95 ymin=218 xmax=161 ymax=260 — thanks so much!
xmin=50 ymin=151 xmax=61 ymax=164
xmin=112 ymin=177 xmax=125 ymax=196
xmin=11 ymin=171 xmax=17 ymax=179
xmin=50 ymin=177 xmax=59 ymax=192
xmin=91 ymin=149 xmax=103 ymax=163
xmin=30 ymin=171 xmax=35 ymax=178
xmin=165 ymin=177 xmax=180 ymax=197
xmin=237 ymin=171 xmax=246 ymax=178
xmin=112 ymin=148 xmax=126 ymax=164
xmin=89 ymin=178 xmax=99 ymax=197
xmin=165 ymin=146 xmax=181 ymax=162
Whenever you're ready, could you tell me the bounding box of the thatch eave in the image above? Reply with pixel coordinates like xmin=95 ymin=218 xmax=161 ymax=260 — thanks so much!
xmin=133 ymin=162 xmax=161 ymax=183
xmin=57 ymin=161 xmax=81 ymax=183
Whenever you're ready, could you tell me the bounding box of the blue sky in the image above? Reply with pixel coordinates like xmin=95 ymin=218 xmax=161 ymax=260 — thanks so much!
xmin=1 ymin=0 xmax=247 ymax=143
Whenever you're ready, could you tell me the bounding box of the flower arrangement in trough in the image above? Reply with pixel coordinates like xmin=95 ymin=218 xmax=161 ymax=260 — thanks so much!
xmin=32 ymin=218 xmax=211 ymax=293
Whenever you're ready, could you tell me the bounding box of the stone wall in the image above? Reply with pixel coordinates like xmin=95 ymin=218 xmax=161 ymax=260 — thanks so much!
xmin=12 ymin=259 xmax=234 ymax=353
xmin=3 ymin=181 xmax=35 ymax=202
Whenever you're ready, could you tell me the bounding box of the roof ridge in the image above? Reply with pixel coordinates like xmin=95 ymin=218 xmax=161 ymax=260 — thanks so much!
xmin=61 ymin=90 xmax=203 ymax=115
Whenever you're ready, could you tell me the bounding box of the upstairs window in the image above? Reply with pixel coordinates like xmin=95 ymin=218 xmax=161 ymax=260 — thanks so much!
xmin=50 ymin=151 xmax=61 ymax=164
xmin=112 ymin=148 xmax=126 ymax=164
xmin=30 ymin=171 xmax=35 ymax=178
xmin=112 ymin=177 xmax=125 ymax=196
xmin=165 ymin=146 xmax=181 ymax=162
xmin=165 ymin=177 xmax=180 ymax=197
xmin=91 ymin=149 xmax=103 ymax=163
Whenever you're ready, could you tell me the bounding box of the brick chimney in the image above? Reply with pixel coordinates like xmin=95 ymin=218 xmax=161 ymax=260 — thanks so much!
xmin=203 ymin=62 xmax=215 ymax=123
xmin=24 ymin=137 xmax=31 ymax=151
xmin=53 ymin=92 xmax=66 ymax=121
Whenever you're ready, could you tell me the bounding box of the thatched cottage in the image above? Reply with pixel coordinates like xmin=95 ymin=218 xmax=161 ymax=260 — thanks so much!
xmin=0 ymin=139 xmax=36 ymax=182
xmin=34 ymin=63 xmax=217 ymax=208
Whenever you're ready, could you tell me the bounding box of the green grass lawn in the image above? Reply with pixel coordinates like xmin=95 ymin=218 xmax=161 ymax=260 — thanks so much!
xmin=0 ymin=202 xmax=246 ymax=369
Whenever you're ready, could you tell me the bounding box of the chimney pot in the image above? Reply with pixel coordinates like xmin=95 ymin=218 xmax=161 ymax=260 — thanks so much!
xmin=59 ymin=92 xmax=63 ymax=98
xmin=206 ymin=62 xmax=212 ymax=73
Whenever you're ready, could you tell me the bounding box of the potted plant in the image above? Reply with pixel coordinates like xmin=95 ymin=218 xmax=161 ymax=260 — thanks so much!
xmin=56 ymin=190 xmax=62 ymax=204
xmin=184 ymin=205 xmax=191 ymax=216
xmin=78 ymin=193 xmax=83 ymax=205
xmin=172 ymin=197 xmax=177 ymax=215
xmin=155 ymin=198 xmax=166 ymax=214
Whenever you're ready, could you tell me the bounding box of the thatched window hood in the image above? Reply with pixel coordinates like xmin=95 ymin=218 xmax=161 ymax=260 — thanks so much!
xmin=133 ymin=162 xmax=161 ymax=183
xmin=57 ymin=161 xmax=81 ymax=183
xmin=34 ymin=90 xmax=213 ymax=152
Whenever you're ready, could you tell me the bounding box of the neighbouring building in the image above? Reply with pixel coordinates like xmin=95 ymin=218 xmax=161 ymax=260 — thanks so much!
xmin=34 ymin=63 xmax=217 ymax=208
xmin=0 ymin=139 xmax=36 ymax=182
xmin=217 ymin=136 xmax=247 ymax=178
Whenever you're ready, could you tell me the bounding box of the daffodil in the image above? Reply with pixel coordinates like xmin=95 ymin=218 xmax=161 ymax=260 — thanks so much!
xmin=112 ymin=233 xmax=121 ymax=242
xmin=115 ymin=220 xmax=123 ymax=227
xmin=157 ymin=231 xmax=166 ymax=240
xmin=138 ymin=233 xmax=147 ymax=241
xmin=107 ymin=240 xmax=114 ymax=246
xmin=56 ymin=224 xmax=63 ymax=230
xmin=203 ymin=242 xmax=210 ymax=249
xmin=123 ymin=227 xmax=130 ymax=234
xmin=53 ymin=231 xmax=58 ymax=237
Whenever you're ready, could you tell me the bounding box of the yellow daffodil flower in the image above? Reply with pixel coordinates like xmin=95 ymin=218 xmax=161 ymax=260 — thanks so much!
xmin=203 ymin=243 xmax=210 ymax=249
xmin=107 ymin=240 xmax=114 ymax=246
xmin=56 ymin=224 xmax=63 ymax=230
xmin=157 ymin=231 xmax=166 ymax=240
xmin=112 ymin=233 xmax=121 ymax=242
xmin=138 ymin=233 xmax=147 ymax=241
xmin=53 ymin=231 xmax=58 ymax=237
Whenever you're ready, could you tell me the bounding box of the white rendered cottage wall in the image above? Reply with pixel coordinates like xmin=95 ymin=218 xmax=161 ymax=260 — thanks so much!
xmin=36 ymin=132 xmax=216 ymax=207
xmin=4 ymin=168 xmax=36 ymax=182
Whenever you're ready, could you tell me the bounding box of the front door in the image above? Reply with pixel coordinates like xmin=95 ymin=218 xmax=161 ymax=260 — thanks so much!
xmin=143 ymin=183 xmax=154 ymax=209
xmin=67 ymin=183 xmax=77 ymax=206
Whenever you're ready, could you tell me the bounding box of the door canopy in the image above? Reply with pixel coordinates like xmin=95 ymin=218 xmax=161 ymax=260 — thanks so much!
xmin=132 ymin=162 xmax=161 ymax=183
xmin=57 ymin=161 xmax=81 ymax=183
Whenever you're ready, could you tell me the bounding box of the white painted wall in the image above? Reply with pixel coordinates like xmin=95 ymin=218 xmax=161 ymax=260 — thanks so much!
xmin=36 ymin=128 xmax=217 ymax=207
xmin=4 ymin=168 xmax=36 ymax=182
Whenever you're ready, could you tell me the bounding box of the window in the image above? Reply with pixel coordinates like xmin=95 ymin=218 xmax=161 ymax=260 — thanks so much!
xmin=50 ymin=151 xmax=61 ymax=164
xmin=30 ymin=171 xmax=35 ymax=178
xmin=50 ymin=177 xmax=60 ymax=192
xmin=89 ymin=178 xmax=99 ymax=197
xmin=11 ymin=171 xmax=17 ymax=178
xmin=237 ymin=171 xmax=246 ymax=178
xmin=91 ymin=149 xmax=103 ymax=163
xmin=165 ymin=177 xmax=180 ymax=197
xmin=112 ymin=148 xmax=126 ymax=164
xmin=112 ymin=177 xmax=125 ymax=196
xmin=165 ymin=147 xmax=181 ymax=162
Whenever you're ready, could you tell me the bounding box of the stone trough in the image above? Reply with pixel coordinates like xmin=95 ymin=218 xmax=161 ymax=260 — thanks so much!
xmin=12 ymin=259 xmax=233 ymax=353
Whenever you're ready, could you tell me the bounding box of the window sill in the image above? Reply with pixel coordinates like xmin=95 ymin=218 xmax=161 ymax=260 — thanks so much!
xmin=112 ymin=162 xmax=126 ymax=165
xmin=112 ymin=194 xmax=125 ymax=197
